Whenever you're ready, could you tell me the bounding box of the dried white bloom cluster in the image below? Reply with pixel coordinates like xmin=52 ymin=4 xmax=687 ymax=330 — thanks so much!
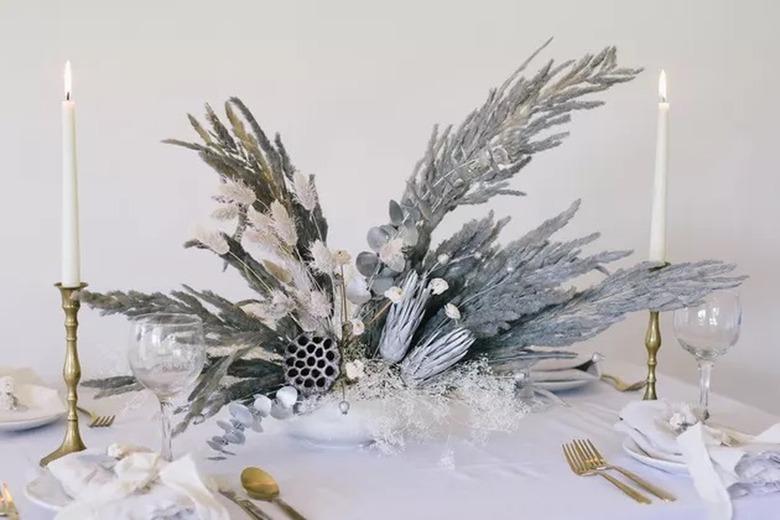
xmin=307 ymin=359 xmax=528 ymax=453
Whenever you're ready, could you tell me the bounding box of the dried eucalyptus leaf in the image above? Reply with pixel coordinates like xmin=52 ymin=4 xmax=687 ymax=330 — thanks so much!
xmin=356 ymin=251 xmax=380 ymax=277
xmin=371 ymin=276 xmax=395 ymax=294
xmin=389 ymin=200 xmax=405 ymax=225
xmin=367 ymin=227 xmax=390 ymax=251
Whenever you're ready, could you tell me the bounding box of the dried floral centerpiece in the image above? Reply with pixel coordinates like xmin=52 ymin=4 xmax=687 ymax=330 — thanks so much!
xmin=84 ymin=41 xmax=744 ymax=453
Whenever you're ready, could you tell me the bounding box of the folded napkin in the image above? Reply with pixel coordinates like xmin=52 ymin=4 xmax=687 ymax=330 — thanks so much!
xmin=616 ymin=400 xmax=780 ymax=520
xmin=47 ymin=445 xmax=229 ymax=520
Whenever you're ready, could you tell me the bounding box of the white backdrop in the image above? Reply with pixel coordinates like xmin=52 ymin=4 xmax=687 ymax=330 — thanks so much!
xmin=2 ymin=0 xmax=778 ymax=413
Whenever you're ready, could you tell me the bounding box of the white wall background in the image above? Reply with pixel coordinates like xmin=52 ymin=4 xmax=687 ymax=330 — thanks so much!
xmin=2 ymin=1 xmax=778 ymax=412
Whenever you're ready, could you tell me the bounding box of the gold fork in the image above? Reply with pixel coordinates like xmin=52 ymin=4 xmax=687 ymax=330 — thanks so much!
xmin=563 ymin=441 xmax=651 ymax=504
xmin=600 ymin=374 xmax=645 ymax=392
xmin=2 ymin=482 xmax=19 ymax=520
xmin=77 ymin=406 xmax=116 ymax=427
xmin=577 ymin=439 xmax=676 ymax=501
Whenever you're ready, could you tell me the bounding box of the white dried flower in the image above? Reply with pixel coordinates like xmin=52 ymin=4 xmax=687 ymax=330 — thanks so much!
xmin=0 ymin=376 xmax=14 ymax=395
xmin=276 ymin=386 xmax=298 ymax=409
xmin=218 ymin=180 xmax=256 ymax=206
xmin=211 ymin=203 xmax=239 ymax=221
xmin=667 ymin=402 xmax=698 ymax=432
xmin=444 ymin=303 xmax=462 ymax=320
xmin=384 ymin=286 xmax=404 ymax=304
xmin=270 ymin=201 xmax=298 ymax=246
xmin=379 ymin=238 xmax=405 ymax=272
xmin=292 ymin=172 xmax=318 ymax=211
xmin=0 ymin=393 xmax=16 ymax=411
xmin=308 ymin=290 xmax=331 ymax=318
xmin=106 ymin=443 xmax=148 ymax=460
xmin=333 ymin=250 xmax=352 ymax=266
xmin=309 ymin=240 xmax=335 ymax=274
xmin=350 ymin=318 xmax=365 ymax=336
xmin=345 ymin=360 xmax=365 ymax=381
xmin=437 ymin=254 xmax=450 ymax=265
xmin=195 ymin=228 xmax=229 ymax=255
xmin=428 ymin=278 xmax=449 ymax=295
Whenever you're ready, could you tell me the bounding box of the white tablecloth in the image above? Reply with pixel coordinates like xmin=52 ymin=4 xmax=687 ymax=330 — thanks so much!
xmin=2 ymin=362 xmax=778 ymax=519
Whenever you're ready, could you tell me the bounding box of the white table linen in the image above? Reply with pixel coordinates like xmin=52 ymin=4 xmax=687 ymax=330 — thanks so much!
xmin=2 ymin=361 xmax=778 ymax=520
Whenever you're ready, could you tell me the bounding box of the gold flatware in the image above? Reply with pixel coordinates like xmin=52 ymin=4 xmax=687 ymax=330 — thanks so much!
xmin=77 ymin=406 xmax=116 ymax=428
xmin=562 ymin=442 xmax=651 ymax=504
xmin=2 ymin=482 xmax=19 ymax=520
xmin=601 ymin=373 xmax=645 ymax=392
xmin=219 ymin=489 xmax=273 ymax=520
xmin=241 ymin=467 xmax=307 ymax=520
xmin=577 ymin=439 xmax=676 ymax=501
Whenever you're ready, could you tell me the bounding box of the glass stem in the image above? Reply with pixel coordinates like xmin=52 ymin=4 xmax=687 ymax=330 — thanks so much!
xmin=159 ymin=398 xmax=173 ymax=461
xmin=697 ymin=360 xmax=714 ymax=421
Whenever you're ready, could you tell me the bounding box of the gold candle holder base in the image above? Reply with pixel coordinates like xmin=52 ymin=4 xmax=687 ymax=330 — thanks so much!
xmin=41 ymin=283 xmax=88 ymax=467
xmin=642 ymin=310 xmax=661 ymax=400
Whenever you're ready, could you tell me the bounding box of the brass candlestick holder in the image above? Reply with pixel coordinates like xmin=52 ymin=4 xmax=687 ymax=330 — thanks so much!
xmin=642 ymin=262 xmax=669 ymax=400
xmin=41 ymin=282 xmax=88 ymax=466
xmin=642 ymin=310 xmax=661 ymax=400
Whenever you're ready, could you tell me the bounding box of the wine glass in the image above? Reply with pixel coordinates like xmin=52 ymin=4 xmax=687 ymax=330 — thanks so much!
xmin=128 ymin=313 xmax=206 ymax=460
xmin=673 ymin=291 xmax=741 ymax=420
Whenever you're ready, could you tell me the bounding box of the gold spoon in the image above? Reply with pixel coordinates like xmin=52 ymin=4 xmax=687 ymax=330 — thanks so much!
xmin=240 ymin=467 xmax=307 ymax=520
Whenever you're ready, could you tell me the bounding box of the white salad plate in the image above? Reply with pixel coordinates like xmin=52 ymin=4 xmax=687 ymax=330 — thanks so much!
xmin=622 ymin=437 xmax=688 ymax=475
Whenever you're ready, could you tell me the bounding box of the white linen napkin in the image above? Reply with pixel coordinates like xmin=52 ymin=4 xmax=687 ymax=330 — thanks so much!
xmin=615 ymin=400 xmax=780 ymax=520
xmin=47 ymin=446 xmax=229 ymax=520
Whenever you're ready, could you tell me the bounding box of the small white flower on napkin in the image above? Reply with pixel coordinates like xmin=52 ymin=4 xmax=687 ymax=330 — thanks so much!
xmin=0 ymin=375 xmax=14 ymax=394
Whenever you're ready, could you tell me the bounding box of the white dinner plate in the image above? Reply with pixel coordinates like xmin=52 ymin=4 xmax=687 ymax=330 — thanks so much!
xmin=0 ymin=383 xmax=66 ymax=432
xmin=25 ymin=470 xmax=70 ymax=511
xmin=534 ymin=378 xmax=593 ymax=392
xmin=622 ymin=437 xmax=688 ymax=475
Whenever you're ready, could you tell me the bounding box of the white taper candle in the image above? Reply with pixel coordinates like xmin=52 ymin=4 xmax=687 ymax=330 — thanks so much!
xmin=648 ymin=70 xmax=669 ymax=262
xmin=61 ymin=61 xmax=81 ymax=287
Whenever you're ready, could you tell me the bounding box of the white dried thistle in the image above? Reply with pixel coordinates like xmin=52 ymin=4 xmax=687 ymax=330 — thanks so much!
xmin=292 ymin=172 xmax=318 ymax=211
xmin=218 ymin=179 xmax=256 ymax=206
xmin=269 ymin=201 xmax=298 ymax=247
xmin=307 ymin=290 xmax=332 ymax=318
xmin=195 ymin=228 xmax=229 ymax=255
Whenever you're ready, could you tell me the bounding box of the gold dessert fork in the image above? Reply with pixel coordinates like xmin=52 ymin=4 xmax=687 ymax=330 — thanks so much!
xmin=577 ymin=438 xmax=676 ymax=501
xmin=77 ymin=406 xmax=116 ymax=427
xmin=562 ymin=441 xmax=651 ymax=504
xmin=2 ymin=483 xmax=19 ymax=520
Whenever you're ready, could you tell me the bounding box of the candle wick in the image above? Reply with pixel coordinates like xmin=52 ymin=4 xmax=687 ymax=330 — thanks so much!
xmin=66 ymin=92 xmax=71 ymax=101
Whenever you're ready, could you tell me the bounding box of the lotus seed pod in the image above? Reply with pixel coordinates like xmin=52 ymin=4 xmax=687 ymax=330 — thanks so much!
xmin=283 ymin=333 xmax=341 ymax=396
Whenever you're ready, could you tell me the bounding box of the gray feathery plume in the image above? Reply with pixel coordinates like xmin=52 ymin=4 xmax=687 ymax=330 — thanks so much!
xmin=482 ymin=261 xmax=746 ymax=352
xmin=378 ymin=271 xmax=430 ymax=363
xmin=401 ymin=327 xmax=475 ymax=385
